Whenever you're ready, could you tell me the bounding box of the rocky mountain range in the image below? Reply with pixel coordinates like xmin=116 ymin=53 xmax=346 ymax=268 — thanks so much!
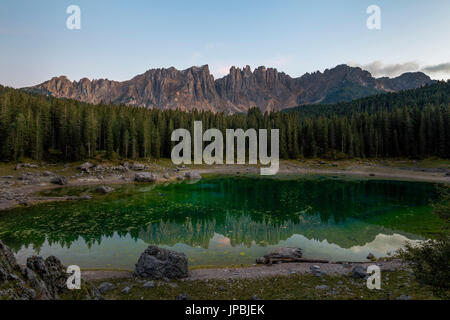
xmin=24 ymin=64 xmax=434 ymax=113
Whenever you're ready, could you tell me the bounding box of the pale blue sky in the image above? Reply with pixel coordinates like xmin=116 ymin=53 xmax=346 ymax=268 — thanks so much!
xmin=1 ymin=0 xmax=449 ymax=88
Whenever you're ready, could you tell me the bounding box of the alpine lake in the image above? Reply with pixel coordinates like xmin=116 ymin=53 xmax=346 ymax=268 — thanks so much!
xmin=0 ymin=175 xmax=444 ymax=270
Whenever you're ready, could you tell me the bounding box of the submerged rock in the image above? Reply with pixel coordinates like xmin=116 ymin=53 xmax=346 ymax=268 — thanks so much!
xmin=95 ymin=186 xmax=115 ymax=194
xmin=134 ymin=172 xmax=157 ymax=183
xmin=184 ymin=172 xmax=201 ymax=180
xmin=134 ymin=245 xmax=188 ymax=280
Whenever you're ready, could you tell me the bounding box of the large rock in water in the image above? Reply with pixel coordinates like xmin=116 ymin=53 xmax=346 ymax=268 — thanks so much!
xmin=134 ymin=172 xmax=157 ymax=183
xmin=95 ymin=185 xmax=115 ymax=194
xmin=134 ymin=246 xmax=188 ymax=279
xmin=184 ymin=172 xmax=201 ymax=180
xmin=0 ymin=240 xmax=101 ymax=300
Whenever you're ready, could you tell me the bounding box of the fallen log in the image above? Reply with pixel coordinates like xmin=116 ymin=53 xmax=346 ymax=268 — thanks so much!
xmin=257 ymin=257 xmax=330 ymax=265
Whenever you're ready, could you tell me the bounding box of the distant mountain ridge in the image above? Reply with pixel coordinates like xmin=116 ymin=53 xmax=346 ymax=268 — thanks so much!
xmin=24 ymin=64 xmax=434 ymax=113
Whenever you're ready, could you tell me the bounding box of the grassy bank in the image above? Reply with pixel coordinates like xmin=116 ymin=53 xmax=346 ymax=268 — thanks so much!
xmin=62 ymin=269 xmax=441 ymax=300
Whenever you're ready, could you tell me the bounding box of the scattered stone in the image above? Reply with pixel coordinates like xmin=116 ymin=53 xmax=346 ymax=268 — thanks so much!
xmin=176 ymin=176 xmax=184 ymax=181
xmin=15 ymin=163 xmax=38 ymax=170
xmin=134 ymin=172 xmax=157 ymax=183
xmin=121 ymin=286 xmax=131 ymax=294
xmin=78 ymin=162 xmax=94 ymax=172
xmin=134 ymin=245 xmax=188 ymax=279
xmin=129 ymin=163 xmax=146 ymax=171
xmin=396 ymin=294 xmax=412 ymax=300
xmin=42 ymin=171 xmax=53 ymax=177
xmin=163 ymin=173 xmax=170 ymax=179
xmin=50 ymin=176 xmax=68 ymax=185
xmin=315 ymin=285 xmax=329 ymax=290
xmin=95 ymin=186 xmax=115 ymax=194
xmin=98 ymin=282 xmax=115 ymax=294
xmin=176 ymin=292 xmax=189 ymax=300
xmin=310 ymin=265 xmax=320 ymax=271
xmin=251 ymin=295 xmax=259 ymax=300
xmin=352 ymin=265 xmax=368 ymax=279
xmin=312 ymin=270 xmax=326 ymax=278
xmin=143 ymin=281 xmax=155 ymax=289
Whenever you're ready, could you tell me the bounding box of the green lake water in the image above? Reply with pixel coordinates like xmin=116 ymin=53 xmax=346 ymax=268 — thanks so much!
xmin=0 ymin=176 xmax=443 ymax=269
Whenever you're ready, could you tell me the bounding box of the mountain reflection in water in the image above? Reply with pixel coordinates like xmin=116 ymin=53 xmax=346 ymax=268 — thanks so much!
xmin=0 ymin=176 xmax=442 ymax=269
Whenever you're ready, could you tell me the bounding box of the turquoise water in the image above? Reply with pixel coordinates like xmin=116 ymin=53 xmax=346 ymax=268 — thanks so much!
xmin=0 ymin=176 xmax=442 ymax=269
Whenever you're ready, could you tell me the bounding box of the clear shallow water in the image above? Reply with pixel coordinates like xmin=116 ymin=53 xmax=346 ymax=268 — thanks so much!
xmin=0 ymin=176 xmax=443 ymax=269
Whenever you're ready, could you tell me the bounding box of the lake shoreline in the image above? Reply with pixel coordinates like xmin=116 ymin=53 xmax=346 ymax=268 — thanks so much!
xmin=1 ymin=159 xmax=449 ymax=211
xmin=81 ymin=259 xmax=404 ymax=281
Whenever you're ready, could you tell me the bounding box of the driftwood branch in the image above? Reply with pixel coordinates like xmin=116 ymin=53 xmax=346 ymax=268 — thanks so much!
xmin=261 ymin=257 xmax=330 ymax=265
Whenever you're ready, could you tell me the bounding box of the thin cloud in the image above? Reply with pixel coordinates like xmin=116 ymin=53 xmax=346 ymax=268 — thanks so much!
xmin=422 ymin=62 xmax=450 ymax=74
xmin=348 ymin=61 xmax=420 ymax=78
xmin=348 ymin=61 xmax=450 ymax=79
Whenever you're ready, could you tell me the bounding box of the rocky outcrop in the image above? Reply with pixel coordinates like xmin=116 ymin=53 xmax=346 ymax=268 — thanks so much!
xmin=25 ymin=64 xmax=434 ymax=113
xmin=134 ymin=245 xmax=188 ymax=279
xmin=0 ymin=240 xmax=101 ymax=300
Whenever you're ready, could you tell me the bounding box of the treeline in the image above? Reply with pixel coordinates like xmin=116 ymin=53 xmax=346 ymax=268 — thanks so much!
xmin=0 ymin=82 xmax=449 ymax=162
xmin=286 ymin=81 xmax=450 ymax=118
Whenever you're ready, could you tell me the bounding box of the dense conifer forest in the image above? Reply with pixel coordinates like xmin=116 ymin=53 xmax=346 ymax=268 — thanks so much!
xmin=0 ymin=82 xmax=449 ymax=162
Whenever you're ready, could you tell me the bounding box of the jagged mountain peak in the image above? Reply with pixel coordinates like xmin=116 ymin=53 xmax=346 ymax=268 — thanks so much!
xmin=25 ymin=64 xmax=433 ymax=113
